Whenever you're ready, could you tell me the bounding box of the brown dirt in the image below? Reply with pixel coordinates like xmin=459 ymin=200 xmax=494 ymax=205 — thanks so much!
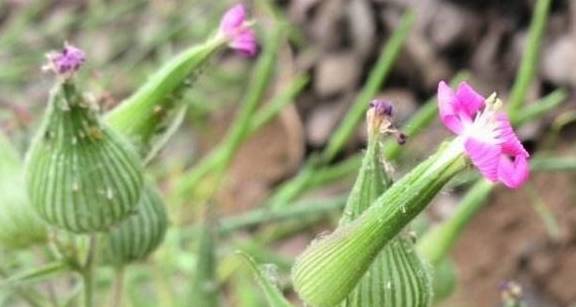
xmin=445 ymin=171 xmax=576 ymax=307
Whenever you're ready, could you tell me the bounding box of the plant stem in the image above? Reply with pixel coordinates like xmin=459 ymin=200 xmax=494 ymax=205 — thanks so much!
xmin=110 ymin=267 xmax=125 ymax=307
xmin=81 ymin=235 xmax=98 ymax=307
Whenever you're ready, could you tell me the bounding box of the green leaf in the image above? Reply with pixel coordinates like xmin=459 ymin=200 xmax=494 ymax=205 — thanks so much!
xmin=190 ymin=217 xmax=219 ymax=307
xmin=508 ymin=0 xmax=552 ymax=112
xmin=237 ymin=251 xmax=292 ymax=307
xmin=0 ymin=262 xmax=68 ymax=288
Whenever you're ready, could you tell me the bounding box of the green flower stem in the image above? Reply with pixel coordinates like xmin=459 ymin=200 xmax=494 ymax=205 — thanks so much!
xmin=292 ymin=140 xmax=467 ymax=306
xmin=106 ymin=35 xmax=226 ymax=147
xmin=190 ymin=214 xmax=219 ymax=307
xmin=508 ymin=0 xmax=552 ymax=112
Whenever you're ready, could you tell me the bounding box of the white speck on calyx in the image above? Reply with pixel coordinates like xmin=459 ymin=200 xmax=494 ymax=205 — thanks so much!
xmin=106 ymin=187 xmax=114 ymax=200
xmin=72 ymin=182 xmax=79 ymax=191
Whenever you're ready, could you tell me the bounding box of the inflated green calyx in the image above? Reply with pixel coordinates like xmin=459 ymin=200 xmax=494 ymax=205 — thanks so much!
xmin=25 ymin=80 xmax=144 ymax=233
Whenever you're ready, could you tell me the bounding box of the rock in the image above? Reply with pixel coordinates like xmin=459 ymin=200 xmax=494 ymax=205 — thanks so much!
xmin=306 ymin=97 xmax=350 ymax=146
xmin=314 ymin=52 xmax=362 ymax=97
xmin=542 ymin=35 xmax=576 ymax=86
xmin=347 ymin=0 xmax=376 ymax=57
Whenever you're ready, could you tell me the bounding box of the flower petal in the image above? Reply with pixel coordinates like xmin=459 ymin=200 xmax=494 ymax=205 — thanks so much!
xmin=219 ymin=4 xmax=246 ymax=33
xmin=230 ymin=30 xmax=258 ymax=56
xmin=438 ymin=81 xmax=464 ymax=134
xmin=495 ymin=113 xmax=530 ymax=157
xmin=455 ymin=82 xmax=485 ymax=117
xmin=464 ymin=137 xmax=501 ymax=181
xmin=497 ymin=154 xmax=529 ymax=188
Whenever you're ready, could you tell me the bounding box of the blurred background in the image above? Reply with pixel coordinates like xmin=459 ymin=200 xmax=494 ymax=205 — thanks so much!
xmin=1 ymin=0 xmax=575 ymax=306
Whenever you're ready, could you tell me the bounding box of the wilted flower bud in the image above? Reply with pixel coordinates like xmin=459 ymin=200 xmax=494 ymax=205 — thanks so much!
xmin=43 ymin=43 xmax=86 ymax=78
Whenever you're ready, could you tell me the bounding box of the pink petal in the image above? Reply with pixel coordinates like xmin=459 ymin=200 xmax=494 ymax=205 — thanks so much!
xmin=230 ymin=30 xmax=258 ymax=56
xmin=497 ymin=154 xmax=529 ymax=188
xmin=464 ymin=138 xmax=501 ymax=181
xmin=495 ymin=113 xmax=530 ymax=157
xmin=219 ymin=4 xmax=246 ymax=34
xmin=455 ymin=82 xmax=485 ymax=117
xmin=438 ymin=81 xmax=464 ymax=134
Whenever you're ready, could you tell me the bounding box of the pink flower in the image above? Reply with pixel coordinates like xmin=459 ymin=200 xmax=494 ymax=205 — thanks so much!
xmin=437 ymin=81 xmax=529 ymax=188
xmin=219 ymin=4 xmax=258 ymax=56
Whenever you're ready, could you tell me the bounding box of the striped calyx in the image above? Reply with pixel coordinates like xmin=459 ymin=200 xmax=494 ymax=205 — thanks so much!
xmin=25 ymin=80 xmax=144 ymax=233
xmin=341 ymin=236 xmax=432 ymax=307
xmin=102 ymin=182 xmax=168 ymax=265
xmin=292 ymin=138 xmax=465 ymax=306
xmin=339 ymin=124 xmax=431 ymax=307
xmin=0 ymin=133 xmax=47 ymax=249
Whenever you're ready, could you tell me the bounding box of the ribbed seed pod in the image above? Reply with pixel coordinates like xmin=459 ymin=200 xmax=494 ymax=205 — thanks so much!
xmin=340 ymin=123 xmax=431 ymax=307
xmin=293 ymin=104 xmax=434 ymax=306
xmin=0 ymin=133 xmax=47 ymax=249
xmin=341 ymin=236 xmax=431 ymax=307
xmin=291 ymin=138 xmax=466 ymax=307
xmin=103 ymin=183 xmax=168 ymax=265
xmin=25 ymin=80 xmax=144 ymax=233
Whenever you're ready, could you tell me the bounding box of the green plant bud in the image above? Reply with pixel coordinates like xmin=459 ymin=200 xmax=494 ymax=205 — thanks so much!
xmin=292 ymin=140 xmax=466 ymax=307
xmin=336 ymin=117 xmax=432 ymax=307
xmin=0 ymin=133 xmax=47 ymax=249
xmin=105 ymin=36 xmax=225 ymax=153
xmin=102 ymin=182 xmax=168 ymax=265
xmin=25 ymin=80 xmax=144 ymax=233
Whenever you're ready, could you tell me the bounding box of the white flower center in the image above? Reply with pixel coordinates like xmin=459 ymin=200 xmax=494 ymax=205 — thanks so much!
xmin=461 ymin=94 xmax=503 ymax=145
